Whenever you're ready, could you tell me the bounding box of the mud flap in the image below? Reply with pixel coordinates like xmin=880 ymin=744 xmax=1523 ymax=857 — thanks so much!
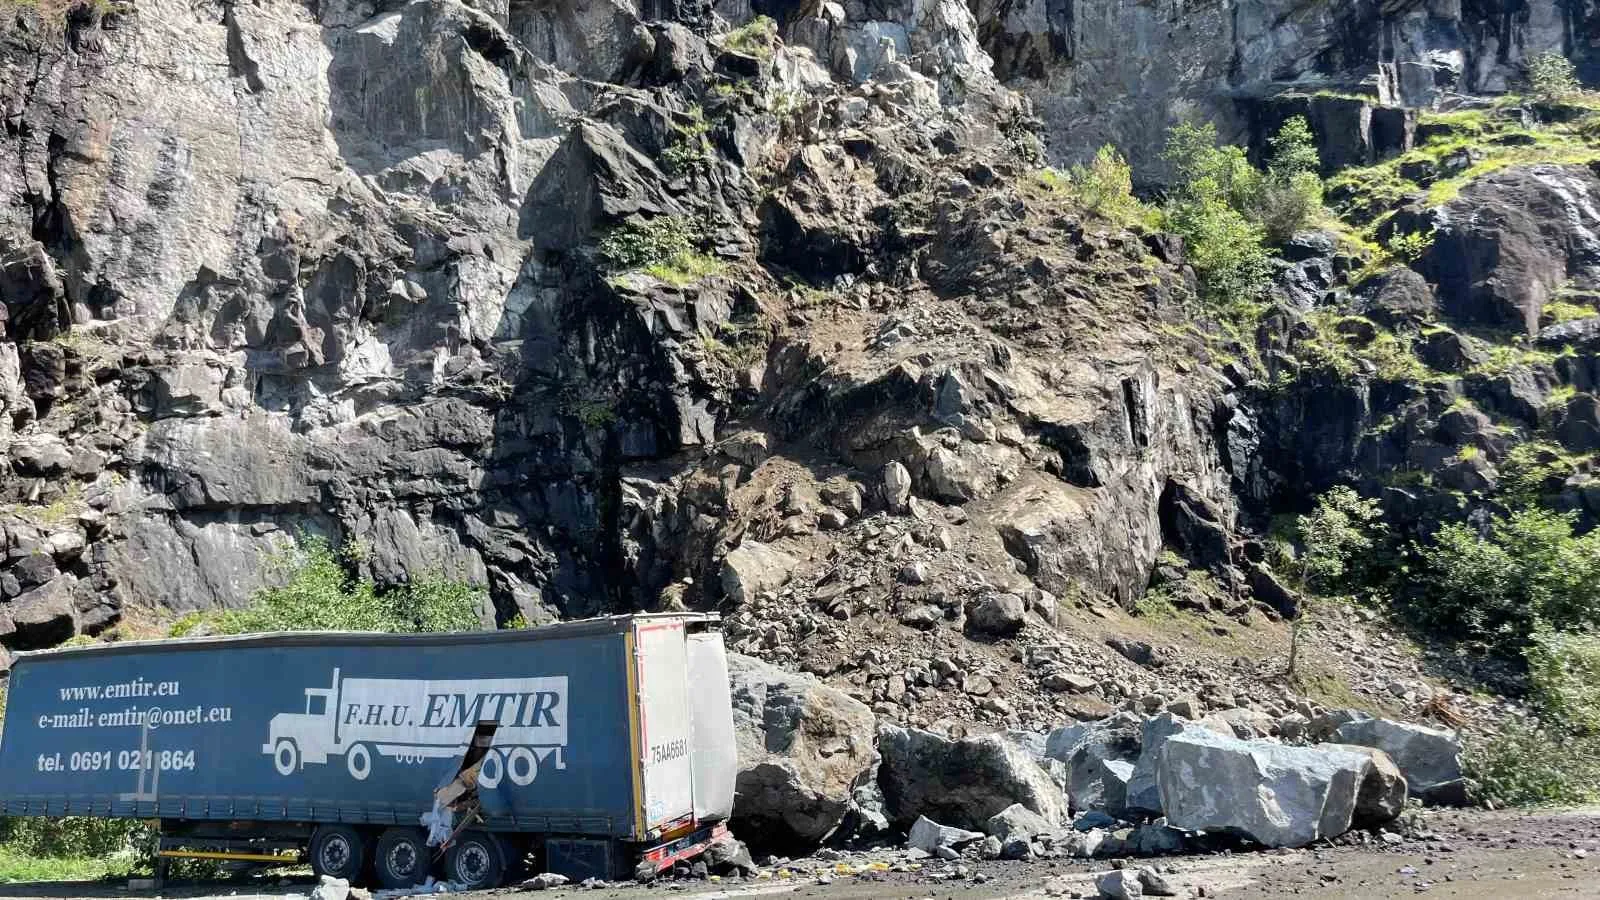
xmin=633 ymin=822 xmax=728 ymax=882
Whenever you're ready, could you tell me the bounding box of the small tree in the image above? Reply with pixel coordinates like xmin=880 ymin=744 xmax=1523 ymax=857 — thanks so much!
xmin=1288 ymin=486 xmax=1384 ymax=679
xmin=1528 ymin=51 xmax=1581 ymax=102
xmin=1256 ymin=116 xmax=1324 ymax=243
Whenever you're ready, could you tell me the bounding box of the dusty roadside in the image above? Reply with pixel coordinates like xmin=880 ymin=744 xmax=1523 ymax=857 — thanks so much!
xmin=0 ymin=809 xmax=1593 ymax=900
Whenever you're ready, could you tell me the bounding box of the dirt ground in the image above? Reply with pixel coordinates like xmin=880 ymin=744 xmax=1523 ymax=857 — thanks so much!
xmin=0 ymin=809 xmax=1593 ymax=900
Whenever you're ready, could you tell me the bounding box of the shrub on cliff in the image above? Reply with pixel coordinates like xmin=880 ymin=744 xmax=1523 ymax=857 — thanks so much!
xmin=1161 ymin=122 xmax=1272 ymax=304
xmin=1066 ymin=145 xmax=1148 ymax=227
xmin=170 ymin=537 xmax=485 ymax=636
xmin=1412 ymin=508 xmax=1600 ymax=659
xmin=1527 ymin=51 xmax=1581 ymax=102
xmin=1256 ymin=116 xmax=1324 ymax=243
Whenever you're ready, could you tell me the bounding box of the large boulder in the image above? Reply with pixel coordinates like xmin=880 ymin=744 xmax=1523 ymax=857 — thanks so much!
xmin=878 ymin=726 xmax=1067 ymax=832
xmin=727 ymin=653 xmax=878 ymax=846
xmin=1044 ymin=713 xmax=1142 ymax=814
xmin=1326 ymin=744 xmax=1409 ymax=824
xmin=1418 ymin=163 xmax=1600 ymax=336
xmin=1331 ymin=715 xmax=1465 ymax=804
xmin=1124 ymin=713 xmax=1229 ymax=818
xmin=720 ymin=541 xmax=800 ymax=605
xmin=985 ymin=802 xmax=1055 ymax=841
xmin=1156 ymin=730 xmax=1380 ymax=848
xmin=906 ymin=816 xmax=982 ymax=853
xmin=966 ymin=592 xmax=1027 ymax=636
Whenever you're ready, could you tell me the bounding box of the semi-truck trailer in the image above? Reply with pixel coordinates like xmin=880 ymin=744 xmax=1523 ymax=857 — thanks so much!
xmin=0 ymin=613 xmax=737 ymax=889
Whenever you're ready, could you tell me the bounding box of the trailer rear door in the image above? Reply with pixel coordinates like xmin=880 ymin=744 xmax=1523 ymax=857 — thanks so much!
xmin=633 ymin=619 xmax=694 ymax=834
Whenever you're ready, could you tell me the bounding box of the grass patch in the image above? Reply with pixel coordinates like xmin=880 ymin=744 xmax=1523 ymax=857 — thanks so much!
xmin=721 ymin=15 xmax=777 ymax=60
xmin=644 ymin=253 xmax=724 ymax=286
xmin=599 ymin=216 xmax=725 ymax=287
xmin=0 ymin=846 xmax=136 ymax=883
xmin=1471 ymin=343 xmax=1559 ymax=377
xmin=1291 ymin=313 xmax=1431 ymax=383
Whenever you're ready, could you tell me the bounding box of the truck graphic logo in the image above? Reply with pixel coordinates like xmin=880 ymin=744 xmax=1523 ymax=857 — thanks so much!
xmin=262 ymin=669 xmax=569 ymax=788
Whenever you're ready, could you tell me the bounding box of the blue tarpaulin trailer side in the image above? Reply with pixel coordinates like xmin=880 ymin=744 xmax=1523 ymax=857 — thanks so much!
xmin=0 ymin=613 xmax=734 ymax=889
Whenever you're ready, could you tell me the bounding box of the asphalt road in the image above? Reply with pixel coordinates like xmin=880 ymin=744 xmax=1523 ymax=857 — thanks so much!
xmin=0 ymin=808 xmax=1594 ymax=900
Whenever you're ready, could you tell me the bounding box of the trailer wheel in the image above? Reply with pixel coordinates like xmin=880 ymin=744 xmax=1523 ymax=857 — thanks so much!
xmin=272 ymin=739 xmax=299 ymax=776
xmin=444 ymin=830 xmax=506 ymax=890
xmin=310 ymin=824 xmax=367 ymax=882
xmin=346 ymin=742 xmax=372 ymax=781
xmin=477 ymin=748 xmax=504 ymax=789
xmin=506 ymin=746 xmax=538 ymax=786
xmin=373 ymin=827 xmax=430 ymax=889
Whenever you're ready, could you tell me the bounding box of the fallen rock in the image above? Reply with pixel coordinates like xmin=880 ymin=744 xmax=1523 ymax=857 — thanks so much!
xmin=1096 ymin=868 xmax=1144 ymax=899
xmin=1044 ymin=713 xmax=1141 ymax=814
xmin=309 ymin=875 xmax=350 ymax=900
xmin=883 ymin=461 xmax=912 ymax=512
xmin=906 ymin=815 xmax=983 ymax=853
xmin=728 ymin=653 xmax=878 ymax=845
xmin=702 ymin=835 xmax=755 ymax=875
xmin=1326 ymin=744 xmax=1408 ymax=824
xmin=1212 ymin=706 xmax=1275 ymax=739
xmin=879 ymin=725 xmax=1067 ymax=831
xmin=985 ymin=802 xmax=1054 ymax=841
xmin=967 ymin=592 xmax=1027 ymax=636
xmin=720 ymin=541 xmax=800 ymax=605
xmin=1125 ymin=713 xmax=1216 ymax=818
xmin=1157 ymin=729 xmax=1378 ymax=848
xmin=1331 ymin=715 xmax=1464 ymax=804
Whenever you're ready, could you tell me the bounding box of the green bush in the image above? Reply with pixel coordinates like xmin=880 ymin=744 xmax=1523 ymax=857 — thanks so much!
xmin=1067 ymin=145 xmax=1147 ymax=226
xmin=1162 ymin=190 xmax=1272 ymax=304
xmin=1385 ymin=226 xmax=1435 ymax=264
xmin=597 ymin=217 xmax=724 ymax=286
xmin=1464 ymin=718 xmax=1600 ymax=807
xmin=722 ymin=15 xmax=777 ymax=59
xmin=181 ymin=537 xmax=485 ymax=636
xmin=1413 ymin=508 xmax=1600 ymax=658
xmin=1255 ymin=116 xmax=1324 ymax=243
xmin=1526 ymin=628 xmax=1600 ymax=734
xmin=1161 ymin=121 xmax=1273 ymax=304
xmin=1527 ymin=51 xmax=1581 ymax=102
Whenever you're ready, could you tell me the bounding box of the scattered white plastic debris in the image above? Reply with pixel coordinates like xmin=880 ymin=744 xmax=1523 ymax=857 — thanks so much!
xmin=373 ymin=876 xmax=469 ymax=899
xmin=421 ymin=801 xmax=453 ymax=847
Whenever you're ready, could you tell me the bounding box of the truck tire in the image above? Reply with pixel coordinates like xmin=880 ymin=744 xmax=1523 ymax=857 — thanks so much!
xmin=444 ymin=830 xmax=506 ymax=890
xmin=310 ymin=824 xmax=367 ymax=882
xmin=346 ymin=743 xmax=372 ymax=781
xmin=373 ymin=827 xmax=430 ymax=889
xmin=272 ymin=739 xmax=299 ymax=776
xmin=506 ymin=746 xmax=538 ymax=786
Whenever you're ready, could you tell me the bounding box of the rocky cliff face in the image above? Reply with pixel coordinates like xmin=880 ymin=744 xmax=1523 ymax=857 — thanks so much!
xmin=972 ymin=0 xmax=1600 ymax=173
xmin=3 ymin=0 xmax=1598 ymax=737
xmin=0 ymin=0 xmax=1219 ymax=645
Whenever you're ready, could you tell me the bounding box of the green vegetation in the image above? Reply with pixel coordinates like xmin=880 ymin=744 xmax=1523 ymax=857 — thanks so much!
xmin=170 ymin=537 xmax=485 ymax=636
xmin=1064 ymin=146 xmax=1152 ymax=228
xmin=0 ymin=818 xmax=147 ymax=883
xmin=1526 ymin=628 xmax=1600 ymax=735
xmin=597 ymin=216 xmax=725 ymax=286
xmin=1527 ymin=51 xmax=1581 ymax=102
xmin=1497 ymin=441 xmax=1584 ymax=508
xmin=661 ymin=107 xmax=712 ymax=174
xmin=1286 ymin=486 xmax=1384 ymax=678
xmin=1160 ymin=117 xmax=1323 ymax=304
xmin=1385 ymin=226 xmax=1434 ymax=264
xmin=721 ymin=15 xmax=777 ymax=60
xmin=1291 ymin=313 xmax=1429 ymax=383
xmin=1465 ymin=720 xmax=1600 ymax=807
